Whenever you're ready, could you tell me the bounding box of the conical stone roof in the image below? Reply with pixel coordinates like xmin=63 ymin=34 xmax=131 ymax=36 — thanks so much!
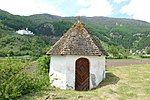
xmin=47 ymin=20 xmax=106 ymax=56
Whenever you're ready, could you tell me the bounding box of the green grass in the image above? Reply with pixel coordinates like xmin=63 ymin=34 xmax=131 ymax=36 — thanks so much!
xmin=18 ymin=64 xmax=150 ymax=100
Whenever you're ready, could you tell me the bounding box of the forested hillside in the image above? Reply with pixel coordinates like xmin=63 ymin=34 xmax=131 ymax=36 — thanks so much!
xmin=0 ymin=9 xmax=150 ymax=57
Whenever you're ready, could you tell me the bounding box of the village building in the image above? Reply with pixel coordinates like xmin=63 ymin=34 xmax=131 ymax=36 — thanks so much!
xmin=47 ymin=20 xmax=106 ymax=90
xmin=16 ymin=28 xmax=34 ymax=35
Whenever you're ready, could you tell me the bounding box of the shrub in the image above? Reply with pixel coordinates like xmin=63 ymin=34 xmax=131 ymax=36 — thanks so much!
xmin=141 ymin=55 xmax=150 ymax=58
xmin=0 ymin=58 xmax=50 ymax=99
xmin=147 ymin=48 xmax=150 ymax=54
xmin=37 ymin=55 xmax=50 ymax=73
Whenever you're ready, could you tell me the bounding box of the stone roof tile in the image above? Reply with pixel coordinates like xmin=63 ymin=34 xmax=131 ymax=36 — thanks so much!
xmin=47 ymin=21 xmax=106 ymax=56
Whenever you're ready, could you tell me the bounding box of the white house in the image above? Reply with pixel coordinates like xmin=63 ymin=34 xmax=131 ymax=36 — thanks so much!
xmin=47 ymin=20 xmax=106 ymax=91
xmin=16 ymin=28 xmax=34 ymax=35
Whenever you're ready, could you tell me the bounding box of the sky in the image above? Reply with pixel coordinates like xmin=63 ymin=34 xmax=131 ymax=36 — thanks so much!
xmin=0 ymin=0 xmax=150 ymax=22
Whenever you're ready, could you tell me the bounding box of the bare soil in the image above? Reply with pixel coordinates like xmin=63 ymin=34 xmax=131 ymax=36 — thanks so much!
xmin=106 ymin=59 xmax=150 ymax=67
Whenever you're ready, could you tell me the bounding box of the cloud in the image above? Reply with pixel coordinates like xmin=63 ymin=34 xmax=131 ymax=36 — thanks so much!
xmin=76 ymin=0 xmax=112 ymax=17
xmin=113 ymin=0 xmax=128 ymax=3
xmin=77 ymin=0 xmax=91 ymax=6
xmin=0 ymin=0 xmax=63 ymax=16
xmin=120 ymin=0 xmax=150 ymax=22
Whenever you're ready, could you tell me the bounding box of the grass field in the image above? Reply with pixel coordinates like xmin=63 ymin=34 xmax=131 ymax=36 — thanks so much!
xmin=18 ymin=64 xmax=150 ymax=100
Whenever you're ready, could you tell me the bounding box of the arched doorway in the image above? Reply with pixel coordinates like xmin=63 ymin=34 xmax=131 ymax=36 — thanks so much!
xmin=75 ymin=58 xmax=89 ymax=91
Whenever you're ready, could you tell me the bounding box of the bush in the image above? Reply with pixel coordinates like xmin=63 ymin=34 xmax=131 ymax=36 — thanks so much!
xmin=0 ymin=58 xmax=50 ymax=99
xmin=37 ymin=55 xmax=50 ymax=89
xmin=147 ymin=48 xmax=150 ymax=54
xmin=141 ymin=55 xmax=150 ymax=58
xmin=38 ymin=55 xmax=50 ymax=73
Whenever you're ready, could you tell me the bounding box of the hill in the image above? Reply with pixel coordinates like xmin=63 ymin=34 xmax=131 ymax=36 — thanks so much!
xmin=0 ymin=9 xmax=150 ymax=57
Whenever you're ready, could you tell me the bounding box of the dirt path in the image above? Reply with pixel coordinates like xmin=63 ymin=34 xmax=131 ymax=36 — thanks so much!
xmin=106 ymin=59 xmax=150 ymax=67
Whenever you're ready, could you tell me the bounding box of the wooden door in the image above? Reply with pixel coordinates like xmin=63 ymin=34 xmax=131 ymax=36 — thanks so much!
xmin=75 ymin=58 xmax=89 ymax=91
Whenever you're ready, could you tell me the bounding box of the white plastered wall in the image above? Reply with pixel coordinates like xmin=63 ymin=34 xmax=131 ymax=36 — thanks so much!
xmin=49 ymin=55 xmax=105 ymax=90
xmin=49 ymin=55 xmax=67 ymax=89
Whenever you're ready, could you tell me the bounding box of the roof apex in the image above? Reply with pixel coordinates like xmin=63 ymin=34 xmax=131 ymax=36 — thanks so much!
xmin=77 ymin=16 xmax=81 ymax=23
